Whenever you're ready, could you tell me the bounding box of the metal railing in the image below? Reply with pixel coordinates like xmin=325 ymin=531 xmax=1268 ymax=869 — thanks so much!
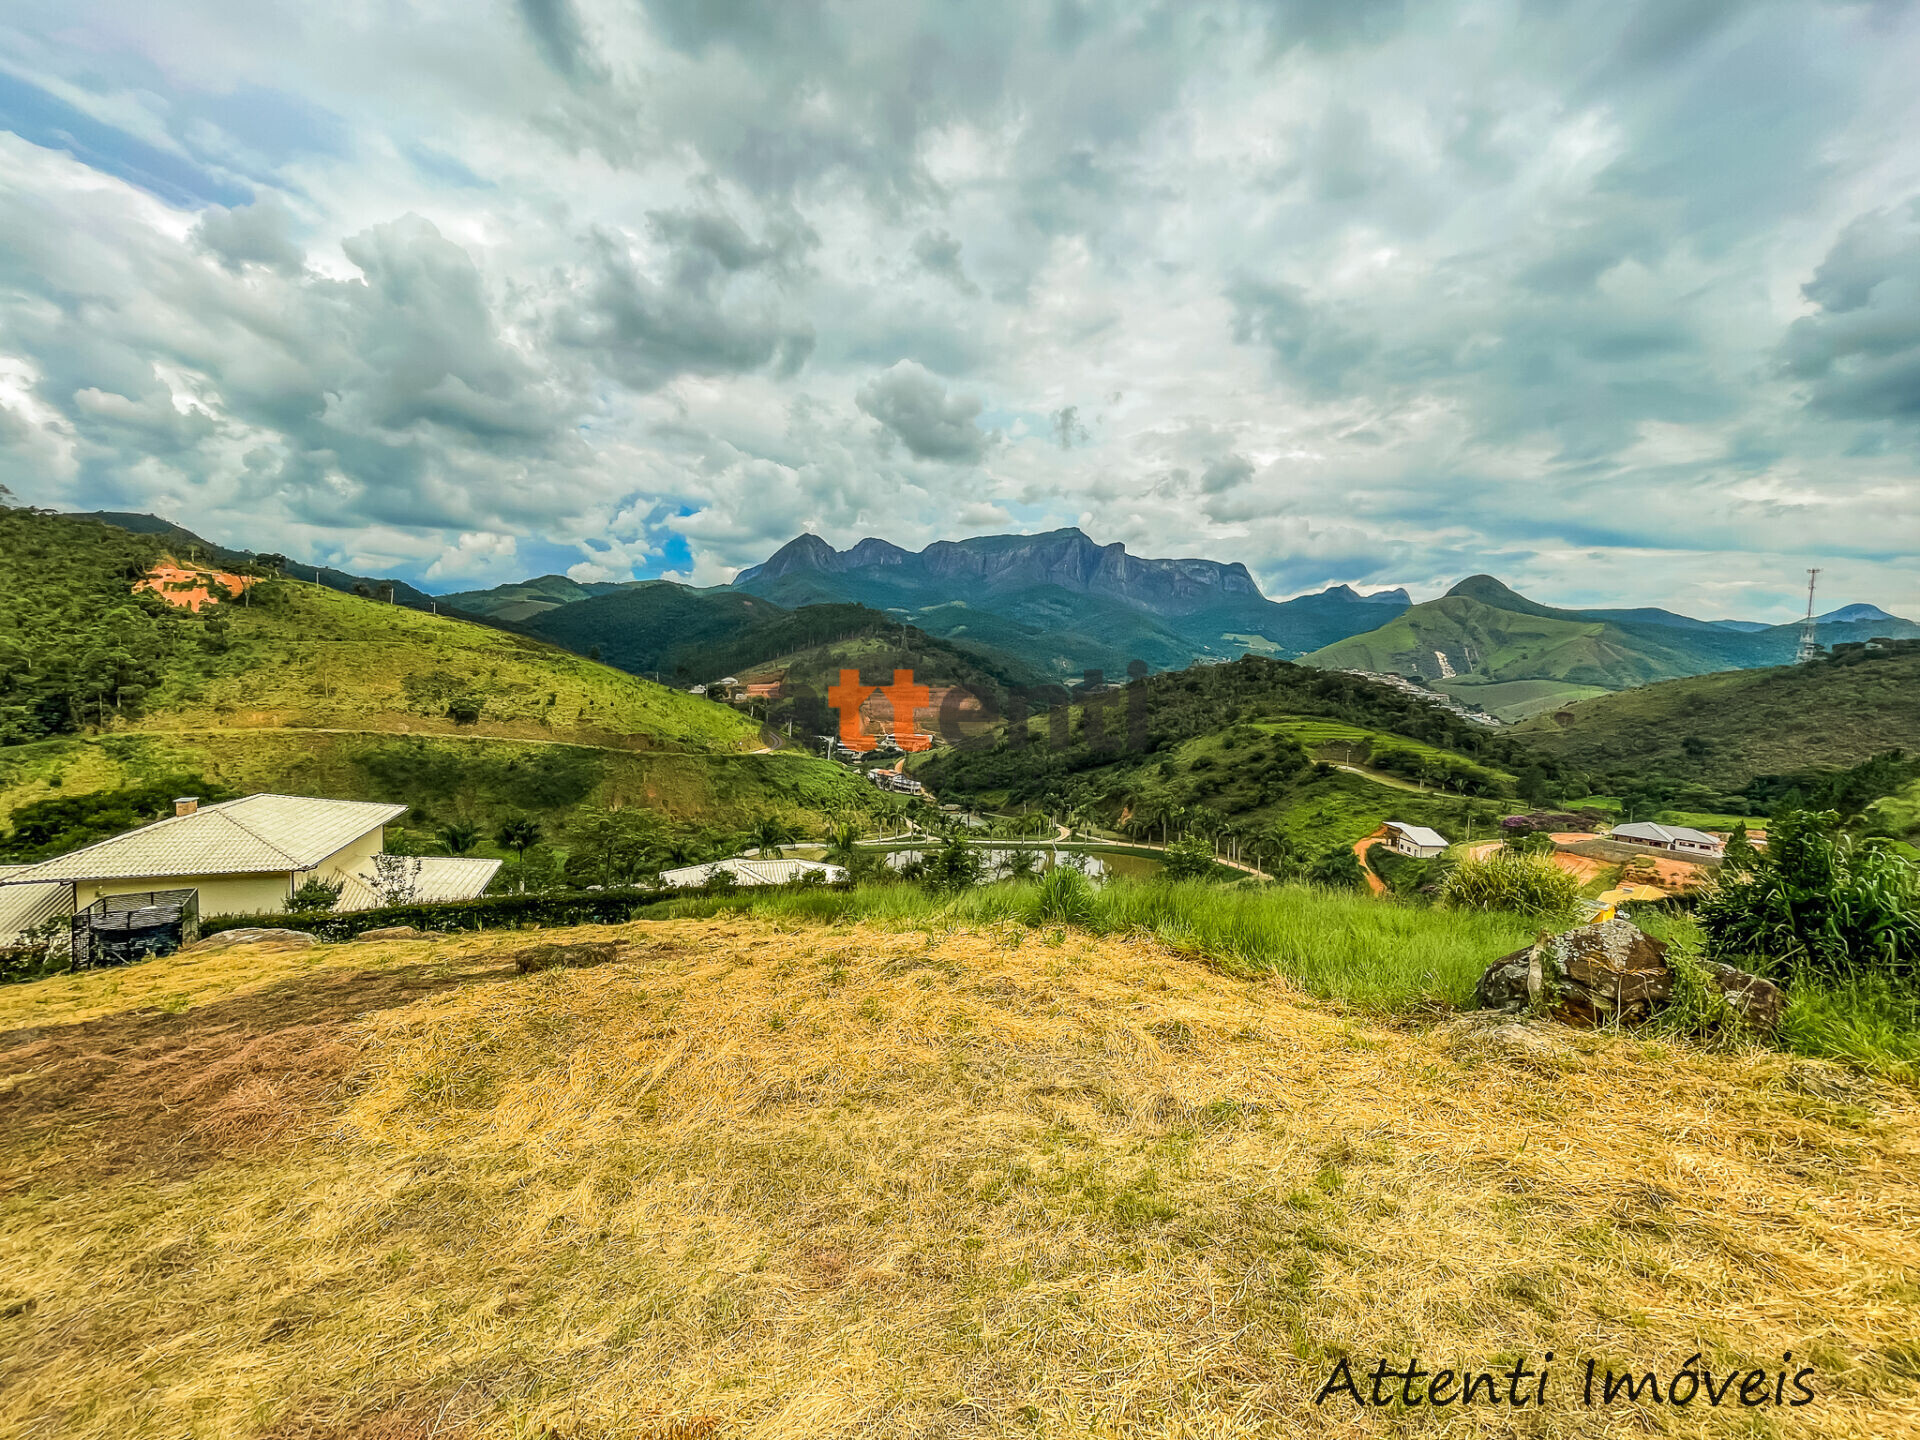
xmin=69 ymin=888 xmax=200 ymax=970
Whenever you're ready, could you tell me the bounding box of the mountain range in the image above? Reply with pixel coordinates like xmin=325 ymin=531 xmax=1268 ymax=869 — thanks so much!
xmin=46 ymin=512 xmax=1919 ymax=713
xmin=730 ymin=528 xmax=1412 ymax=677
xmin=1302 ymin=576 xmax=1919 ymax=719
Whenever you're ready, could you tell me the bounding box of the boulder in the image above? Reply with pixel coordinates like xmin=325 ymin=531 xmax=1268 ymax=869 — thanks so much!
xmin=1474 ymin=918 xmax=1783 ymax=1034
xmin=1473 ymin=946 xmax=1533 ymax=1012
xmin=356 ymin=926 xmax=441 ymax=942
xmin=189 ymin=927 xmax=319 ymax=953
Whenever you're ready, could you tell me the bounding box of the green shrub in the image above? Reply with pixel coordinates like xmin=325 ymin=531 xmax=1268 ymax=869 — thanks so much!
xmin=285 ymin=876 xmax=344 ymax=912
xmin=1308 ymin=847 xmax=1368 ymax=891
xmin=1697 ymin=808 xmax=1919 ymax=980
xmin=1030 ymin=864 xmax=1094 ymax=925
xmin=1439 ymin=850 xmax=1580 ymax=921
xmin=1162 ymin=835 xmax=1217 ymax=880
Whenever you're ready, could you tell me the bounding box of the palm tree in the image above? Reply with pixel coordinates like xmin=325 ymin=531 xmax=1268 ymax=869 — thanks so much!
xmin=825 ymin=816 xmax=864 ymax=865
xmin=496 ymin=816 xmax=542 ymax=857
xmin=438 ymin=820 xmax=482 ymax=855
xmin=749 ymin=815 xmax=799 ymax=858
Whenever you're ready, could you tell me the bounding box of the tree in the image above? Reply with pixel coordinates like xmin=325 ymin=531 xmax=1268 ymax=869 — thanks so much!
xmin=496 ymin=816 xmax=543 ymax=857
xmin=286 ymin=875 xmax=344 ymax=912
xmin=921 ymin=836 xmax=983 ymax=893
xmin=565 ymin=806 xmax=671 ymax=887
xmin=824 ymin=816 xmax=864 ymax=866
xmin=1308 ymin=847 xmax=1370 ymax=891
xmin=1162 ymin=834 xmax=1216 ymax=880
xmin=438 ymin=820 xmax=482 ymax=855
xmin=1518 ymin=765 xmax=1552 ymax=807
xmin=749 ymin=814 xmax=799 ymax=858
xmin=371 ymin=853 xmax=423 ymax=906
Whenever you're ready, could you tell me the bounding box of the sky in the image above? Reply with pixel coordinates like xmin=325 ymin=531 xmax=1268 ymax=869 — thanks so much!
xmin=1 ymin=1 xmax=1918 ymax=620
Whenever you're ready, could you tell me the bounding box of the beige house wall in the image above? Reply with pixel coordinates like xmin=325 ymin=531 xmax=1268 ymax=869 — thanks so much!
xmin=71 ymin=824 xmax=389 ymax=921
xmin=310 ymin=827 xmax=385 ymax=886
xmin=80 ymin=871 xmax=295 ymax=918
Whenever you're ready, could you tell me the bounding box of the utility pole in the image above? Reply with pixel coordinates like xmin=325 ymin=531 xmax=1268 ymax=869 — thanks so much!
xmin=1795 ymin=568 xmax=1823 ymax=664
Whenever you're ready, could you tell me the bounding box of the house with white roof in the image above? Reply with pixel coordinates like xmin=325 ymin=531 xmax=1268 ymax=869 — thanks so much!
xmin=1381 ymin=821 xmax=1450 ymax=858
xmin=1607 ymin=821 xmax=1725 ymax=857
xmin=0 ymin=795 xmax=501 ymax=949
xmin=658 ymin=856 xmax=847 ymax=888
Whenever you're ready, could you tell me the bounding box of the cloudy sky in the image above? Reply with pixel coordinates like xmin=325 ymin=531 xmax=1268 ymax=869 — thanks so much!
xmin=2 ymin=1 xmax=1918 ymax=619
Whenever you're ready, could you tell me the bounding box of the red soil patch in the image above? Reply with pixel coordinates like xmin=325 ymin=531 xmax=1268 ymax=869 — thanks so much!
xmin=135 ymin=562 xmax=256 ymax=612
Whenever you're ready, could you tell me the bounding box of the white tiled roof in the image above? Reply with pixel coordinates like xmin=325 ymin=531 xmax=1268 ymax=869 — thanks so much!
xmin=334 ymin=856 xmax=503 ymax=911
xmin=1612 ymin=822 xmax=1721 ymax=846
xmin=0 ymin=866 xmax=71 ymax=943
xmin=659 ymin=857 xmax=847 ymax=888
xmin=1385 ymin=821 xmax=1450 ymax=849
xmin=5 ymin=795 xmax=408 ymax=884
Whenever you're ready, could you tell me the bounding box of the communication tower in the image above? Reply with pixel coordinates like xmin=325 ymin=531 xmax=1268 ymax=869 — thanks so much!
xmin=1794 ymin=568 xmax=1822 ymax=664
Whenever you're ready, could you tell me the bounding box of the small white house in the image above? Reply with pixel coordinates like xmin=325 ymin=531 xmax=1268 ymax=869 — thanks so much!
xmin=1382 ymin=821 xmax=1449 ymax=858
xmin=1608 ymin=821 xmax=1725 ymax=857
xmin=659 ymin=857 xmax=848 ymax=888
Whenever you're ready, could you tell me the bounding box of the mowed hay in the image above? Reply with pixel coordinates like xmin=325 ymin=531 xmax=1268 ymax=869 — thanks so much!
xmin=0 ymin=918 xmax=1916 ymax=1438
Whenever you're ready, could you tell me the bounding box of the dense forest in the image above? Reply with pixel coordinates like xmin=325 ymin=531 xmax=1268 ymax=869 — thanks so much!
xmin=920 ymin=655 xmax=1549 ymax=803
xmin=0 ymin=497 xmax=242 ymax=744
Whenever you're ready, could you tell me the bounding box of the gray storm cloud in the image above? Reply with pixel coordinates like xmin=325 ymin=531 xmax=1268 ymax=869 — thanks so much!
xmin=0 ymin=0 xmax=1913 ymax=610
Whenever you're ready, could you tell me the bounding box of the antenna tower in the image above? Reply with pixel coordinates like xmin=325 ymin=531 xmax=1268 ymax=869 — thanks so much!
xmin=1794 ymin=568 xmax=1822 ymax=664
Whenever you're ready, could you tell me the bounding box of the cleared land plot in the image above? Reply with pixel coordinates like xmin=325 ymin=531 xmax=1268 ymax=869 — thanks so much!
xmin=1429 ymin=677 xmax=1610 ymax=723
xmin=3 ymin=920 xmax=1916 ymax=1439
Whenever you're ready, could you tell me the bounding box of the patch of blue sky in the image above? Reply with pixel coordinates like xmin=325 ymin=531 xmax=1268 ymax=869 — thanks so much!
xmin=0 ymin=70 xmax=251 ymax=208
xmin=403 ymin=141 xmax=493 ymax=189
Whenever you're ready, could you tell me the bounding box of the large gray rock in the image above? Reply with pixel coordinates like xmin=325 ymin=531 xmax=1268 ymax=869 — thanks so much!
xmin=189 ymin=927 xmax=319 ymax=953
xmin=1474 ymin=919 xmax=1783 ymax=1034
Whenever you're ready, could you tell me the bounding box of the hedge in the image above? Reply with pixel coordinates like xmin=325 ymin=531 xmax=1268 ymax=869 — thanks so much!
xmin=198 ymin=882 xmax=744 ymax=943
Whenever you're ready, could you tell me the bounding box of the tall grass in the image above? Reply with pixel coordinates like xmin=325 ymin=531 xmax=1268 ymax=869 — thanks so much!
xmin=657 ymin=877 xmax=1538 ymax=1009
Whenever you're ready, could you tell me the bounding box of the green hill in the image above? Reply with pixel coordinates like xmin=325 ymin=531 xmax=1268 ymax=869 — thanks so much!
xmin=1301 ymin=583 xmax=1713 ymax=693
xmin=1303 ymin=574 xmax=1920 ymax=707
xmin=916 ymin=655 xmax=1544 ymax=853
xmin=514 ymin=586 xmax=1049 ymax=735
xmin=1511 ymin=648 xmax=1920 ymax=794
xmin=0 ymin=504 xmax=874 ymax=846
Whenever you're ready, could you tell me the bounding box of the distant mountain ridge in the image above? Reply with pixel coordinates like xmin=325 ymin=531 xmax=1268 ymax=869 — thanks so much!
xmin=737 ymin=528 xmax=1275 ymax=615
xmin=1301 ymin=572 xmax=1919 ymax=718
xmin=731 ymin=528 xmax=1413 ymax=675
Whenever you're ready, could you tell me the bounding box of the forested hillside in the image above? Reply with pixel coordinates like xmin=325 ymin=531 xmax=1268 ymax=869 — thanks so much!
xmin=1514 ymin=648 xmax=1920 ymax=804
xmin=0 ymin=501 xmax=875 ymax=849
xmin=917 ymin=655 xmax=1549 ymax=853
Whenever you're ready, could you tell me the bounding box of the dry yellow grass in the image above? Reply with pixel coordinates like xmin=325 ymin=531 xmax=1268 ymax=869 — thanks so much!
xmin=3 ymin=918 xmax=1917 ymax=1439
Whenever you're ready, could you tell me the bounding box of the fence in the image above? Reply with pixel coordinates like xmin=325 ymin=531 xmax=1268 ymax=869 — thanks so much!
xmin=71 ymin=888 xmax=200 ymax=969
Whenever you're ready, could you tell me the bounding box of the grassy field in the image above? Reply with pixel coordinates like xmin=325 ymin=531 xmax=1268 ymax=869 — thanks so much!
xmin=1866 ymin=778 xmax=1920 ymax=845
xmin=4 ymin=916 xmax=1915 ymax=1439
xmin=135 ymin=580 xmax=760 ymax=752
xmin=658 ymin=877 xmax=1538 ymax=1008
xmin=1251 ymin=718 xmax=1515 ymax=783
